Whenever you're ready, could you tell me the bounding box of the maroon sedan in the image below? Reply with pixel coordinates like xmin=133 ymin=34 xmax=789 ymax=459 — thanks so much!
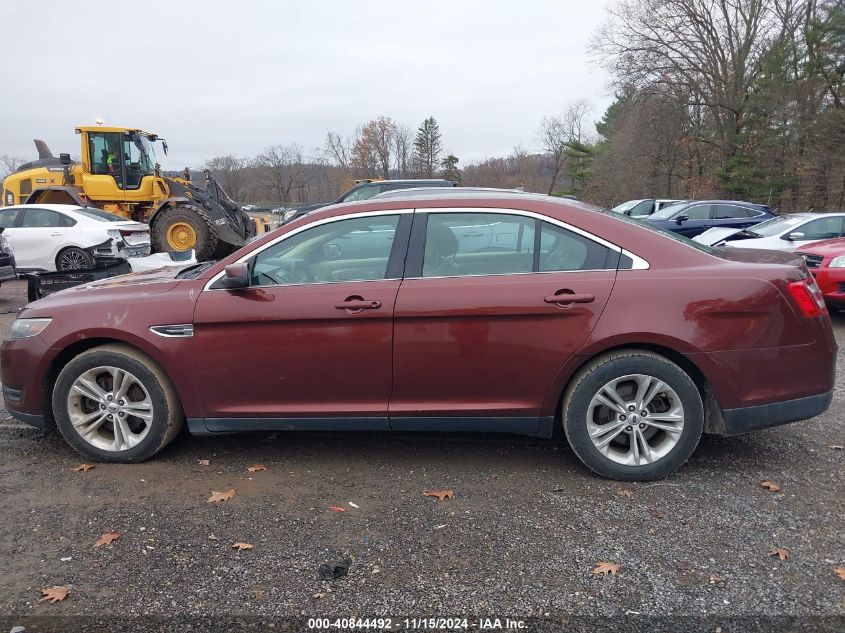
xmin=1 ymin=194 xmax=836 ymax=480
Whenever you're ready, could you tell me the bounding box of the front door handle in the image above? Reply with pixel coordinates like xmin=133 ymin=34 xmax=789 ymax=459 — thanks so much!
xmin=334 ymin=298 xmax=382 ymax=311
xmin=544 ymin=292 xmax=595 ymax=305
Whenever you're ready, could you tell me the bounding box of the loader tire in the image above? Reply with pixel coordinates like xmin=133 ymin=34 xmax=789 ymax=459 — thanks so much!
xmin=151 ymin=205 xmax=219 ymax=261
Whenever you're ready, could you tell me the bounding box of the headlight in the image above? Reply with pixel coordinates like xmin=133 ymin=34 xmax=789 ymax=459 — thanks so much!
xmin=829 ymin=256 xmax=845 ymax=268
xmin=9 ymin=318 xmax=52 ymax=339
xmin=282 ymin=209 xmax=297 ymax=222
xmin=0 ymin=233 xmax=9 ymax=254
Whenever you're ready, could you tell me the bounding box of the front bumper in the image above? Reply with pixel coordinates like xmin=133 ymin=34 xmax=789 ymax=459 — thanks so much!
xmin=719 ymin=389 xmax=833 ymax=436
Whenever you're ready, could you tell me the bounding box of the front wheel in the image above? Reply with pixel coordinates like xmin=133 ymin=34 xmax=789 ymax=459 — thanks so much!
xmin=52 ymin=345 xmax=183 ymax=463
xmin=151 ymin=205 xmax=219 ymax=261
xmin=562 ymin=350 xmax=703 ymax=481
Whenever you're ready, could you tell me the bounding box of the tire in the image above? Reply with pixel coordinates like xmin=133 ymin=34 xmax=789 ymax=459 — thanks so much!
xmin=562 ymin=350 xmax=703 ymax=481
xmin=52 ymin=344 xmax=184 ymax=463
xmin=56 ymin=247 xmax=94 ymax=271
xmin=151 ymin=205 xmax=219 ymax=261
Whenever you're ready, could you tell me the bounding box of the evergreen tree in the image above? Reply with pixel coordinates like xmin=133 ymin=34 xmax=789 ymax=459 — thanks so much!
xmin=413 ymin=117 xmax=443 ymax=178
xmin=441 ymin=154 xmax=460 ymax=184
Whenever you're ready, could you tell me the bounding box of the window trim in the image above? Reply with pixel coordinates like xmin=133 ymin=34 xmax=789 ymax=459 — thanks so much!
xmin=203 ymin=209 xmax=414 ymax=291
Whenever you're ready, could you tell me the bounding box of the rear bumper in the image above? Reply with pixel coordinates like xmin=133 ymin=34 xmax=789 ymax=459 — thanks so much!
xmin=719 ymin=389 xmax=833 ymax=436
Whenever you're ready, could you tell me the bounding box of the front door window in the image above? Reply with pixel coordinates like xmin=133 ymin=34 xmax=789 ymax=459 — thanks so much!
xmin=250 ymin=215 xmax=401 ymax=286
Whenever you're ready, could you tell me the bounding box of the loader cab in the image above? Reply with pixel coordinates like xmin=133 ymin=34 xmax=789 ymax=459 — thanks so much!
xmin=85 ymin=129 xmax=157 ymax=191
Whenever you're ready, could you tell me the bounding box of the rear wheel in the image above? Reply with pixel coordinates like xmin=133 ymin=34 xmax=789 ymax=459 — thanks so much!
xmin=52 ymin=345 xmax=183 ymax=463
xmin=56 ymin=247 xmax=94 ymax=271
xmin=562 ymin=350 xmax=703 ymax=481
xmin=151 ymin=205 xmax=218 ymax=260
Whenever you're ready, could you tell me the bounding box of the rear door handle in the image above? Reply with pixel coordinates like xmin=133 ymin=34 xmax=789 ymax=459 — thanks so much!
xmin=544 ymin=293 xmax=595 ymax=305
xmin=51 ymin=232 xmax=63 ymax=236
xmin=461 ymin=232 xmax=484 ymax=237
xmin=334 ymin=298 xmax=382 ymax=311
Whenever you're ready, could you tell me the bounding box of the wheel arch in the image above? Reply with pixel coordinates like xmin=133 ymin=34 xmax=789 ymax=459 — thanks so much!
xmin=545 ymin=341 xmax=725 ymax=435
xmin=41 ymin=337 xmax=183 ymax=431
xmin=147 ymin=197 xmax=193 ymax=228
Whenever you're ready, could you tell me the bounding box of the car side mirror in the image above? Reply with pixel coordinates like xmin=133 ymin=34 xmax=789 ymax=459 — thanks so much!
xmin=221 ymin=262 xmax=250 ymax=289
xmin=786 ymin=231 xmax=805 ymax=241
xmin=675 ymin=214 xmax=689 ymax=224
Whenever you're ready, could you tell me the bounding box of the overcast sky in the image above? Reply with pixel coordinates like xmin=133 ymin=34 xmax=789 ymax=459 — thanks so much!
xmin=1 ymin=0 xmax=613 ymax=170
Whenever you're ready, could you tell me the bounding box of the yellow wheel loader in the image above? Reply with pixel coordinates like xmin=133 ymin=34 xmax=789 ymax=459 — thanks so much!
xmin=1 ymin=126 xmax=255 ymax=260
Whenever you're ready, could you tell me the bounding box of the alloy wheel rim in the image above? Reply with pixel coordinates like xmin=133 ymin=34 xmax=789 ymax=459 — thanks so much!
xmin=586 ymin=373 xmax=684 ymax=466
xmin=59 ymin=250 xmax=88 ymax=270
xmin=166 ymin=222 xmax=197 ymax=250
xmin=66 ymin=366 xmax=154 ymax=451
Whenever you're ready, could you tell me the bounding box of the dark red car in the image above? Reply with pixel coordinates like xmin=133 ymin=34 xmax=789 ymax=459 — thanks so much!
xmin=1 ymin=194 xmax=837 ymax=480
xmin=797 ymin=238 xmax=845 ymax=310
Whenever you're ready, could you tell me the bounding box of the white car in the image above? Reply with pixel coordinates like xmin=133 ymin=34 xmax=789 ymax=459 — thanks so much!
xmin=612 ymin=198 xmax=684 ymax=217
xmin=0 ymin=204 xmax=150 ymax=272
xmin=693 ymin=212 xmax=845 ymax=251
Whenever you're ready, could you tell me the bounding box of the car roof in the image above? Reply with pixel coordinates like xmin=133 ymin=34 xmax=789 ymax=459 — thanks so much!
xmin=2 ymin=203 xmax=85 ymax=213
xmin=373 ymin=187 xmax=527 ymax=199
xmin=355 ymin=179 xmax=453 ymax=186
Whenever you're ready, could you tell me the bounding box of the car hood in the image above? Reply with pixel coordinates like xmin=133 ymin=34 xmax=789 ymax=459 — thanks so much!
xmin=798 ymin=238 xmax=845 ymax=256
xmin=692 ymin=227 xmax=745 ymax=245
xmin=25 ymin=269 xmax=185 ymax=314
xmin=717 ymin=247 xmax=805 ymax=267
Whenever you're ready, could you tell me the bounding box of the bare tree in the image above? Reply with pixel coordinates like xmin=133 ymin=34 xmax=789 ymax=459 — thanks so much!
xmin=593 ymin=0 xmax=784 ymax=182
xmin=324 ymin=131 xmax=352 ymax=172
xmin=538 ymin=100 xmax=592 ymax=194
xmin=393 ymin=125 xmax=412 ymax=178
xmin=255 ymin=144 xmax=311 ymax=204
xmin=203 ymin=154 xmax=249 ymax=202
xmin=0 ymin=154 xmax=24 ymax=180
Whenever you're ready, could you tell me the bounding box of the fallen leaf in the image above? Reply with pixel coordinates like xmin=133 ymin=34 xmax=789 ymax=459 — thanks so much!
xmin=93 ymin=531 xmax=121 ymax=548
xmin=592 ymin=561 xmax=621 ymax=576
xmin=253 ymin=588 xmax=266 ymax=601
xmin=827 ymin=444 xmax=844 ymax=450
xmin=709 ymin=574 xmax=724 ymax=584
xmin=198 ymin=459 xmax=210 ymax=466
xmin=769 ymin=547 xmax=790 ymax=561
xmin=651 ymin=511 xmax=666 ymax=519
xmin=760 ymin=480 xmax=781 ymax=492
xmin=833 ymin=566 xmax=845 ymax=581
xmin=328 ymin=505 xmax=347 ymax=512
xmin=70 ymin=464 xmax=94 ymax=473
xmin=616 ymin=488 xmax=634 ymax=498
xmin=208 ymin=534 xmax=219 ymax=541
xmin=208 ymin=489 xmax=236 ymax=503
xmin=232 ymin=542 xmax=253 ymax=551
xmin=313 ymin=592 xmax=327 ymax=599
xmin=423 ymin=490 xmax=454 ymax=501
xmin=247 ymin=464 xmax=266 ymax=473
xmin=39 ymin=586 xmax=69 ymax=603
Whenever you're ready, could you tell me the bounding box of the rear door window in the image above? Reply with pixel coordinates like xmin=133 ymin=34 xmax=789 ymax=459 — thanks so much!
xmin=21 ymin=209 xmax=69 ymax=227
xmin=538 ymin=222 xmax=614 ymax=271
xmin=714 ymin=204 xmax=751 ymax=219
xmin=683 ymin=204 xmax=712 ymax=220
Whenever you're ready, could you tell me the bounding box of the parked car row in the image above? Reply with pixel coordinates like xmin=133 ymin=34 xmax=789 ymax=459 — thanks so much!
xmin=1 ymin=191 xmax=836 ymax=483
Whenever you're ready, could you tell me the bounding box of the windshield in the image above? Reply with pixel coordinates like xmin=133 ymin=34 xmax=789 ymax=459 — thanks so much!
xmin=648 ymin=201 xmax=689 ymax=220
xmin=746 ymin=215 xmax=806 ymax=237
xmin=342 ymin=185 xmax=379 ymax=202
xmin=132 ymin=133 xmax=157 ymax=175
xmin=605 ymin=211 xmax=725 ymax=257
xmin=74 ymin=208 xmax=126 ymax=222
xmin=611 ymin=200 xmax=643 ymax=213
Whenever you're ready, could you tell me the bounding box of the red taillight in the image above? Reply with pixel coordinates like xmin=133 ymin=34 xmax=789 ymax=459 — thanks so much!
xmin=786 ymin=279 xmax=826 ymax=317
xmin=119 ymin=230 xmax=139 ymax=237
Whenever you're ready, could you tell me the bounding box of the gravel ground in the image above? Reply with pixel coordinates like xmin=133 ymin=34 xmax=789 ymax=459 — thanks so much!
xmin=0 ymin=279 xmax=843 ymax=632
